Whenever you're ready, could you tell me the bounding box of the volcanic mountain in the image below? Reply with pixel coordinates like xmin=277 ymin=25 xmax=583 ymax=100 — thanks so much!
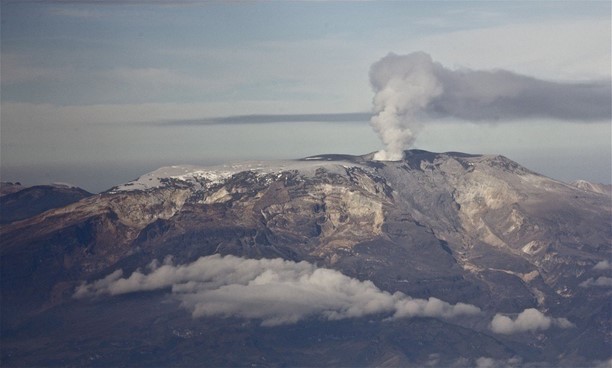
xmin=1 ymin=150 xmax=610 ymax=367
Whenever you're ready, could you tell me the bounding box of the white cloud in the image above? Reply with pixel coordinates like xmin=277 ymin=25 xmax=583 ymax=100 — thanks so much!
xmin=475 ymin=356 xmax=523 ymax=368
xmin=579 ymin=276 xmax=612 ymax=288
xmin=75 ymin=254 xmax=481 ymax=326
xmin=490 ymin=308 xmax=574 ymax=334
xmin=593 ymin=260 xmax=611 ymax=271
xmin=475 ymin=357 xmax=496 ymax=368
xmin=594 ymin=359 xmax=612 ymax=368
xmin=393 ymin=296 xmax=481 ymax=319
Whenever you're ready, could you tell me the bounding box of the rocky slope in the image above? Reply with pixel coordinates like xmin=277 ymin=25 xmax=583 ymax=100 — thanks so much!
xmin=1 ymin=150 xmax=610 ymax=367
xmin=0 ymin=183 xmax=92 ymax=224
xmin=571 ymin=180 xmax=612 ymax=196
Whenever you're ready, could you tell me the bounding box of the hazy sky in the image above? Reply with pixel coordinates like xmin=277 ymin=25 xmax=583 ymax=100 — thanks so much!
xmin=1 ymin=1 xmax=610 ymax=192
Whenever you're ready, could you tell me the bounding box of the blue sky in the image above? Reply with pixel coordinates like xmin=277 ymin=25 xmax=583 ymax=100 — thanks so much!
xmin=1 ymin=1 xmax=610 ymax=192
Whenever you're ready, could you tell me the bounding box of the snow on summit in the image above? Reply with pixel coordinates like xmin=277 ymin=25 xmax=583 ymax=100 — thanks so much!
xmin=108 ymin=158 xmax=366 ymax=193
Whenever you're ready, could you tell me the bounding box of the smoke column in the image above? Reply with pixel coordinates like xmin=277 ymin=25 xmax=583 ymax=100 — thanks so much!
xmin=369 ymin=52 xmax=611 ymax=161
xmin=370 ymin=52 xmax=442 ymax=161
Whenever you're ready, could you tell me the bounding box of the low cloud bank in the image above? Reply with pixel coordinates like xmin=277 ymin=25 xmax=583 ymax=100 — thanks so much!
xmin=75 ymin=254 xmax=480 ymax=326
xmin=475 ymin=356 xmax=523 ymax=368
xmin=593 ymin=260 xmax=611 ymax=271
xmin=490 ymin=308 xmax=573 ymax=334
xmin=578 ymin=261 xmax=612 ymax=287
xmin=579 ymin=276 xmax=612 ymax=288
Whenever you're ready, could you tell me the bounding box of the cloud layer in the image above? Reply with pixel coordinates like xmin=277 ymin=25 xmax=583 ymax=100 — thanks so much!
xmin=75 ymin=254 xmax=480 ymax=326
xmin=157 ymin=112 xmax=370 ymax=126
xmin=593 ymin=260 xmax=611 ymax=271
xmin=579 ymin=261 xmax=612 ymax=287
xmin=369 ymin=52 xmax=611 ymax=160
xmin=579 ymin=276 xmax=612 ymax=288
xmin=490 ymin=308 xmax=573 ymax=334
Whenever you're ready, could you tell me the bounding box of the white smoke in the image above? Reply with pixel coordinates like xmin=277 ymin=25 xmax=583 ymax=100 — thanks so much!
xmin=369 ymin=51 xmax=611 ymax=161
xmin=490 ymin=308 xmax=574 ymax=334
xmin=75 ymin=254 xmax=481 ymax=326
xmin=369 ymin=52 xmax=443 ymax=161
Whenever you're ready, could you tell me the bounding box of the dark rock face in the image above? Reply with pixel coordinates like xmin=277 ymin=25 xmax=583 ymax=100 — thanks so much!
xmin=1 ymin=150 xmax=610 ymax=367
xmin=0 ymin=184 xmax=92 ymax=224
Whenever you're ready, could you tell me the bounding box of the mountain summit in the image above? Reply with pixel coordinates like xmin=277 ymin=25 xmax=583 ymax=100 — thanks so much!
xmin=1 ymin=150 xmax=610 ymax=367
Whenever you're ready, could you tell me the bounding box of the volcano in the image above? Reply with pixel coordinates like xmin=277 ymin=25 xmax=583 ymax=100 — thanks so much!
xmin=1 ymin=150 xmax=610 ymax=367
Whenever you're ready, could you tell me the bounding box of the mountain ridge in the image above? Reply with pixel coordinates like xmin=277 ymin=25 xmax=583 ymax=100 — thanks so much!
xmin=0 ymin=183 xmax=92 ymax=224
xmin=1 ymin=149 xmax=610 ymax=366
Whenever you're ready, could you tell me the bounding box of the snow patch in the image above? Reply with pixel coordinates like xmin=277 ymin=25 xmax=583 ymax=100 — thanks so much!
xmin=522 ymin=240 xmax=545 ymax=255
xmin=571 ymin=180 xmax=612 ymax=195
xmin=109 ymin=159 xmax=367 ymax=193
xmin=201 ymin=187 xmax=232 ymax=204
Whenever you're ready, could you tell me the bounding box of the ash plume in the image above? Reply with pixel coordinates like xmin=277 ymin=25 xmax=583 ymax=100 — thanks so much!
xmin=369 ymin=52 xmax=611 ymax=161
